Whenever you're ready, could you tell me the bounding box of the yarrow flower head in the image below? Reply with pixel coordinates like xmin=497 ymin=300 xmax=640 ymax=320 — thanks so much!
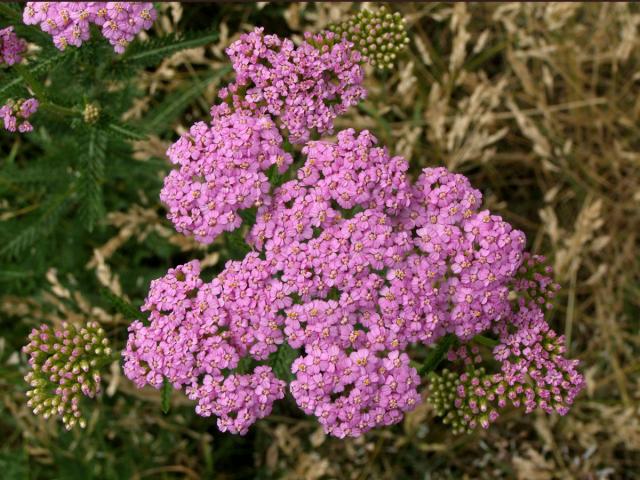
xmin=23 ymin=321 xmax=112 ymax=430
xmin=23 ymin=2 xmax=156 ymax=53
xmin=126 ymin=126 xmax=550 ymax=438
xmin=131 ymin=10 xmax=583 ymax=438
xmin=328 ymin=6 xmax=410 ymax=70
xmin=0 ymin=26 xmax=27 ymax=66
xmin=1 ymin=97 xmax=39 ymax=133
xmin=213 ymin=27 xmax=366 ymax=144
xmin=160 ymin=112 xmax=293 ymax=243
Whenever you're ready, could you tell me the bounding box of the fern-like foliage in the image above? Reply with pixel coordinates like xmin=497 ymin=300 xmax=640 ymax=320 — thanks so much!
xmin=0 ymin=5 xmax=225 ymax=299
xmin=78 ymin=128 xmax=108 ymax=231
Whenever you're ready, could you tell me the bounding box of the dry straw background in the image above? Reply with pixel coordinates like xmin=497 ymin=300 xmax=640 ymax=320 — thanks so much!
xmin=2 ymin=2 xmax=639 ymax=479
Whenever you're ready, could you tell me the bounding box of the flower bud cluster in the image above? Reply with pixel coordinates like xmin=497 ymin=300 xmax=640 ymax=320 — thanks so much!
xmin=428 ymin=346 xmax=501 ymax=434
xmin=328 ymin=6 xmax=410 ymax=70
xmin=512 ymin=252 xmax=560 ymax=310
xmin=22 ymin=321 xmax=112 ymax=430
xmin=23 ymin=2 xmax=156 ymax=53
xmin=1 ymin=98 xmax=38 ymax=133
xmin=428 ymin=303 xmax=585 ymax=433
xmin=83 ymin=103 xmax=100 ymax=124
xmin=0 ymin=26 xmax=26 ymax=66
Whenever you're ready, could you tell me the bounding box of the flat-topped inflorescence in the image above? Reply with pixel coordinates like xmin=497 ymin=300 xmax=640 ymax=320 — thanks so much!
xmin=23 ymin=2 xmax=156 ymax=53
xmin=328 ymin=6 xmax=410 ymax=70
xmin=23 ymin=321 xmax=112 ymax=430
xmin=123 ymin=127 xmax=568 ymax=438
xmin=127 ymin=7 xmax=583 ymax=438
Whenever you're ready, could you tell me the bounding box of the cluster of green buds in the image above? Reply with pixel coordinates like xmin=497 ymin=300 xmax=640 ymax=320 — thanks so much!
xmin=427 ymin=366 xmax=501 ymax=435
xmin=83 ymin=102 xmax=100 ymax=124
xmin=426 ymin=345 xmax=503 ymax=435
xmin=328 ymin=6 xmax=410 ymax=70
xmin=23 ymin=321 xmax=111 ymax=430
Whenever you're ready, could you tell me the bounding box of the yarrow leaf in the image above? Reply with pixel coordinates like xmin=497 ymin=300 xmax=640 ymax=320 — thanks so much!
xmin=100 ymin=289 xmax=147 ymax=324
xmin=0 ymin=190 xmax=70 ymax=259
xmin=118 ymin=30 xmax=220 ymax=68
xmin=145 ymin=66 xmax=231 ymax=134
xmin=78 ymin=128 xmax=107 ymax=231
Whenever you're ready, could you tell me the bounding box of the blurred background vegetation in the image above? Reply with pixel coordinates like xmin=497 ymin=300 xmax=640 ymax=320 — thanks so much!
xmin=1 ymin=2 xmax=639 ymax=479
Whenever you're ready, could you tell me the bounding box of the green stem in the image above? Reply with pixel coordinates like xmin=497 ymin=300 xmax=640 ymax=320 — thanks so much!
xmin=419 ymin=334 xmax=456 ymax=375
xmin=472 ymin=334 xmax=499 ymax=349
xmin=13 ymin=64 xmax=81 ymax=118
xmin=40 ymin=102 xmax=80 ymax=117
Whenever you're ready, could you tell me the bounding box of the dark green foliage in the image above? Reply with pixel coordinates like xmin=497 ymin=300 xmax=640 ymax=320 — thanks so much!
xmin=100 ymin=288 xmax=146 ymax=323
xmin=271 ymin=343 xmax=299 ymax=382
xmin=418 ymin=334 xmax=456 ymax=375
xmin=161 ymin=378 xmax=172 ymax=414
xmin=78 ymin=128 xmax=108 ymax=231
xmin=118 ymin=30 xmax=220 ymax=69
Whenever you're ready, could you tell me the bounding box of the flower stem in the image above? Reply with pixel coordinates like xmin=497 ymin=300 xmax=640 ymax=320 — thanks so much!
xmin=419 ymin=334 xmax=456 ymax=375
xmin=40 ymin=102 xmax=80 ymax=117
xmin=472 ymin=334 xmax=499 ymax=349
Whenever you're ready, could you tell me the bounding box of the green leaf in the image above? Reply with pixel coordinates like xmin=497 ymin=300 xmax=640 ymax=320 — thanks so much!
xmin=78 ymin=128 xmax=108 ymax=231
xmin=100 ymin=288 xmax=146 ymax=323
xmin=419 ymin=334 xmax=456 ymax=375
xmin=0 ymin=190 xmax=70 ymax=259
xmin=0 ymin=51 xmax=70 ymax=100
xmin=472 ymin=334 xmax=499 ymax=348
xmin=145 ymin=66 xmax=232 ymax=133
xmin=270 ymin=343 xmax=298 ymax=382
xmin=118 ymin=30 xmax=219 ymax=68
xmin=106 ymin=122 xmax=148 ymax=141
xmin=161 ymin=378 xmax=172 ymax=414
xmin=224 ymin=228 xmax=251 ymax=260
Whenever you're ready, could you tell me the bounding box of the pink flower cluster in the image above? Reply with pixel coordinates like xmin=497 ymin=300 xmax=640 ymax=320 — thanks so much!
xmin=161 ymin=27 xmax=367 ymax=243
xmin=213 ymin=28 xmax=366 ymax=144
xmin=428 ymin=260 xmax=584 ymax=433
xmin=160 ymin=113 xmax=293 ymax=243
xmin=23 ymin=2 xmax=156 ymax=53
xmin=0 ymin=26 xmax=26 ymax=65
xmin=128 ymin=127 xmax=538 ymax=437
xmin=123 ymin=259 xmax=286 ymax=435
xmin=291 ymin=347 xmax=421 ymax=437
xmin=1 ymin=98 xmax=38 ymax=133
xmin=251 ymin=129 xmax=525 ymax=343
xmin=492 ymin=301 xmax=584 ymax=416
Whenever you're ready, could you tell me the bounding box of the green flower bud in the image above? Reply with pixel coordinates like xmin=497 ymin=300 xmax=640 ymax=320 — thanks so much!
xmin=328 ymin=6 xmax=410 ymax=70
